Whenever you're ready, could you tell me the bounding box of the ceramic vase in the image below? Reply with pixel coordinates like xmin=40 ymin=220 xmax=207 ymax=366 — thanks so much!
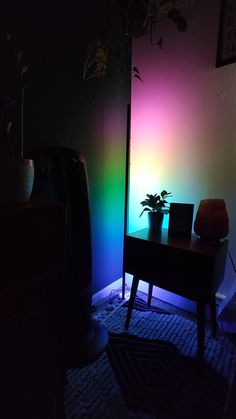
xmin=0 ymin=158 xmax=34 ymax=205
xmin=194 ymin=199 xmax=229 ymax=241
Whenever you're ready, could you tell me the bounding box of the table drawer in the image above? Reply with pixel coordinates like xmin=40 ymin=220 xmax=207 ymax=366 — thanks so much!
xmin=124 ymin=235 xmax=220 ymax=301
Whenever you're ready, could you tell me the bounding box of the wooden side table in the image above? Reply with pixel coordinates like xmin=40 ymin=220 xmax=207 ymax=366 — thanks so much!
xmin=124 ymin=228 xmax=228 ymax=361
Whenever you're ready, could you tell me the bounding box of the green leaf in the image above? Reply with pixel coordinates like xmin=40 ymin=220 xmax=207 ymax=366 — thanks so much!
xmin=140 ymin=189 xmax=172 ymax=215
xmin=161 ymin=190 xmax=167 ymax=197
xmin=139 ymin=208 xmax=151 ymax=217
xmin=140 ymin=199 xmax=151 ymax=206
xmin=133 ymin=73 xmax=143 ymax=82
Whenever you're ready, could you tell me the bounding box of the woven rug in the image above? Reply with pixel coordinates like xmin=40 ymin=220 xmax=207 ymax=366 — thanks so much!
xmin=65 ymin=297 xmax=236 ymax=418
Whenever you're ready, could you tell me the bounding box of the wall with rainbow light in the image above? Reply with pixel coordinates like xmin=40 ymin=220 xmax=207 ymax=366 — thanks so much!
xmin=128 ymin=0 xmax=236 ymax=301
xmin=25 ymin=77 xmax=130 ymax=295
xmin=88 ymin=88 xmax=128 ymax=294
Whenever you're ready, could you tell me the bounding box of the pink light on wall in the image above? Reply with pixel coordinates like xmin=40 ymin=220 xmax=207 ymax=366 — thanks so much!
xmin=128 ymin=0 xmax=236 ymax=305
xmin=128 ymin=34 xmax=211 ymax=233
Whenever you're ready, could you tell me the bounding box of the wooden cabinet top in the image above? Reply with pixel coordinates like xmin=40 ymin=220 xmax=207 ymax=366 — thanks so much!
xmin=126 ymin=228 xmax=228 ymax=257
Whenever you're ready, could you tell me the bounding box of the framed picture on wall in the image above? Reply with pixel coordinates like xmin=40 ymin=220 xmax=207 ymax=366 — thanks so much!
xmin=216 ymin=0 xmax=236 ymax=67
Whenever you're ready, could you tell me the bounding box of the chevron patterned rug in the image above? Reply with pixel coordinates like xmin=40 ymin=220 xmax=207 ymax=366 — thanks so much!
xmin=65 ymin=296 xmax=236 ymax=418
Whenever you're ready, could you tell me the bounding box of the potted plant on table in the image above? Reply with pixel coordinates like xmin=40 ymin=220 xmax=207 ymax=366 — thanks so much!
xmin=140 ymin=189 xmax=172 ymax=231
xmin=0 ymin=32 xmax=34 ymax=205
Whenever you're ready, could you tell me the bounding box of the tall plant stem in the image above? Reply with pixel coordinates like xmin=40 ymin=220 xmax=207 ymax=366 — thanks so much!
xmin=20 ymin=87 xmax=24 ymax=159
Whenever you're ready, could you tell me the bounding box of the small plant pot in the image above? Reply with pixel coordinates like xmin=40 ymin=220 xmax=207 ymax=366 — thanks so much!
xmin=0 ymin=158 xmax=34 ymax=205
xmin=148 ymin=212 xmax=164 ymax=232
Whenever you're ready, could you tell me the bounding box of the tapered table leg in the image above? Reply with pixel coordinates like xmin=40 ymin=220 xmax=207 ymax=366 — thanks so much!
xmin=197 ymin=301 xmax=205 ymax=362
xmin=125 ymin=276 xmax=139 ymax=329
xmin=147 ymin=283 xmax=153 ymax=307
xmin=122 ymin=269 xmax=126 ymax=299
xmin=210 ymin=297 xmax=218 ymax=338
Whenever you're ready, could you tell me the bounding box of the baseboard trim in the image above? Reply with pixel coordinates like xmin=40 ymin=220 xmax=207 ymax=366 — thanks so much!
xmin=92 ymin=278 xmax=123 ymax=307
xmin=92 ymin=275 xmax=226 ymax=317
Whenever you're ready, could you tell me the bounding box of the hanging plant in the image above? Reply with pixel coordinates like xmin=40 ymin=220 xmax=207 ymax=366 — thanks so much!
xmin=82 ymin=0 xmax=188 ymax=83
xmin=83 ymin=35 xmax=142 ymax=83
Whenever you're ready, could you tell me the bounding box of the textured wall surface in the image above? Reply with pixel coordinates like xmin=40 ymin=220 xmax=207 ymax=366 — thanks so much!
xmin=129 ymin=0 xmax=236 ymax=297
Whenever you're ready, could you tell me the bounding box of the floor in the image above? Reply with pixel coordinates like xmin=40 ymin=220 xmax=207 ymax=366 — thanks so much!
xmin=94 ymin=282 xmax=236 ymax=417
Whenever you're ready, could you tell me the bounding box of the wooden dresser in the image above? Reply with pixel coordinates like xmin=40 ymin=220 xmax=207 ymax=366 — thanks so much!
xmin=0 ymin=203 xmax=67 ymax=419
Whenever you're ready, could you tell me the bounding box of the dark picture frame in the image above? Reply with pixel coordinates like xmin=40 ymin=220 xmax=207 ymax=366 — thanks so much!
xmin=216 ymin=0 xmax=236 ymax=67
xmin=168 ymin=203 xmax=194 ymax=237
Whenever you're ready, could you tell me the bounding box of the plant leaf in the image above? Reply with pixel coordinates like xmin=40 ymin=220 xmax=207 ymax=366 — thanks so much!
xmin=168 ymin=9 xmax=187 ymax=32
xmin=139 ymin=208 xmax=150 ymax=217
xmin=133 ymin=73 xmax=143 ymax=82
xmin=161 ymin=190 xmax=167 ymax=197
